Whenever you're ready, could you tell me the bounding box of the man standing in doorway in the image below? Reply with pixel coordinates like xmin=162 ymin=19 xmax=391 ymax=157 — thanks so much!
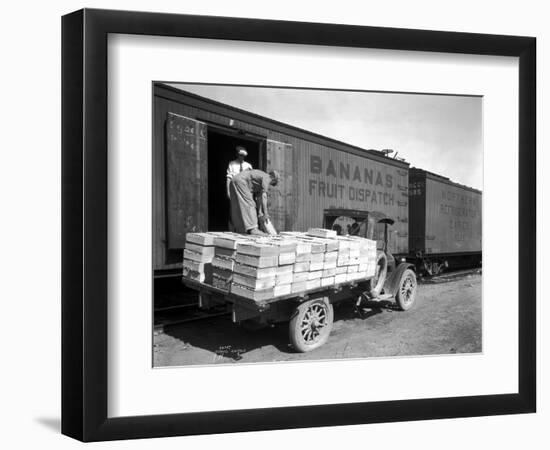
xmin=229 ymin=169 xmax=280 ymax=235
xmin=226 ymin=146 xmax=253 ymax=200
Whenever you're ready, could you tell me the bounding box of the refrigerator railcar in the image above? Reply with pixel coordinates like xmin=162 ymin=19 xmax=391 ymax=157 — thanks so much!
xmin=409 ymin=168 xmax=482 ymax=274
xmin=153 ymin=83 xmax=410 ymax=276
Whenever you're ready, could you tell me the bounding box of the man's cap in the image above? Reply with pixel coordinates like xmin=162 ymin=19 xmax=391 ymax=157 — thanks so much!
xmin=236 ymin=146 xmax=248 ymax=156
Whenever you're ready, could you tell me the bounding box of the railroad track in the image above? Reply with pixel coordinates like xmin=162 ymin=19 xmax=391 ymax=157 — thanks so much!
xmin=154 ymin=303 xmax=229 ymax=332
xmin=419 ymin=268 xmax=482 ymax=284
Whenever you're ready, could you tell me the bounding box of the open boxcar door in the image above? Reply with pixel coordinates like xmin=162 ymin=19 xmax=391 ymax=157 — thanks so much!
xmin=266 ymin=139 xmax=295 ymax=232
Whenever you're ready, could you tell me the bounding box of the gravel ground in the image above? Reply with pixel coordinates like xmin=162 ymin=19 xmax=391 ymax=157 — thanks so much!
xmin=153 ymin=272 xmax=482 ymax=366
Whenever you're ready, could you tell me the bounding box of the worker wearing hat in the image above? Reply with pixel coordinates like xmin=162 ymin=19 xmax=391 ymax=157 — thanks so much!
xmin=226 ymin=146 xmax=253 ymax=200
xmin=229 ymin=169 xmax=280 ymax=235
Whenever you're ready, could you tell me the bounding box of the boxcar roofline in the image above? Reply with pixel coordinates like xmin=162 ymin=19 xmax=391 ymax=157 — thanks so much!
xmin=155 ymin=83 xmax=410 ymax=169
xmin=204 ymin=119 xmax=268 ymax=142
xmin=410 ymin=168 xmax=482 ymax=195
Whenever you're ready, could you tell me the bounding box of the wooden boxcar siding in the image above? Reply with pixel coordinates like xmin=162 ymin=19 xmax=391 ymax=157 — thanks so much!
xmin=154 ymin=90 xmax=409 ymax=271
xmin=412 ymin=173 xmax=482 ymax=255
xmin=424 ymin=178 xmax=482 ymax=254
xmin=153 ymin=96 xmax=307 ymax=271
xmin=293 ymin=145 xmax=409 ymax=254
xmin=408 ymin=178 xmax=426 ymax=253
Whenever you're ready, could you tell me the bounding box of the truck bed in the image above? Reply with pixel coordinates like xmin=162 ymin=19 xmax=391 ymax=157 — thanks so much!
xmin=183 ymin=277 xmax=370 ymax=309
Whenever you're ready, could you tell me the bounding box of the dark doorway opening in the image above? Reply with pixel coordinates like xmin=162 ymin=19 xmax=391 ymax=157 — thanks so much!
xmin=207 ymin=128 xmax=263 ymax=231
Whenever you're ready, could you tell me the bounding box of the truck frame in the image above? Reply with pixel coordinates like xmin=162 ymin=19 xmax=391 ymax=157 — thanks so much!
xmin=184 ymin=214 xmax=417 ymax=352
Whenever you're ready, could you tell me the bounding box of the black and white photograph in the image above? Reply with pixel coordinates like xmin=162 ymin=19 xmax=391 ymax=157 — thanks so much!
xmin=152 ymin=83 xmax=483 ymax=366
xmin=0 ymin=0 xmax=545 ymax=445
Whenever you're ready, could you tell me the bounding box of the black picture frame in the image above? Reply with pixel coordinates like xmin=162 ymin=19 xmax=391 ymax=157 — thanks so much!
xmin=61 ymin=8 xmax=536 ymax=442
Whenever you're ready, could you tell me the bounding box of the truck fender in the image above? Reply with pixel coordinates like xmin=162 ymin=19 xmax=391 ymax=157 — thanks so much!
xmin=383 ymin=262 xmax=415 ymax=297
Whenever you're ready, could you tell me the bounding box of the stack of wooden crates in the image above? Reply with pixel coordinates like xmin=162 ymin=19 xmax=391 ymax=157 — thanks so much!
xmin=182 ymin=228 xmax=377 ymax=301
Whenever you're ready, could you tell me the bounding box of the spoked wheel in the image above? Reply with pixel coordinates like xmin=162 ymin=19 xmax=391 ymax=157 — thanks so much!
xmin=395 ymin=269 xmax=417 ymax=311
xmin=289 ymin=297 xmax=334 ymax=352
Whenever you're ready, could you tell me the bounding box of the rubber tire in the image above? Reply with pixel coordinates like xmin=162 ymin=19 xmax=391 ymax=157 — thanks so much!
xmin=368 ymin=251 xmax=388 ymax=298
xmin=289 ymin=297 xmax=334 ymax=353
xmin=395 ymin=269 xmax=417 ymax=311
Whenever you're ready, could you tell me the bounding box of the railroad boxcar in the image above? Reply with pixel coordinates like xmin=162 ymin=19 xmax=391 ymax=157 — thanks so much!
xmin=153 ymin=83 xmax=410 ymax=277
xmin=408 ymin=168 xmax=482 ymax=274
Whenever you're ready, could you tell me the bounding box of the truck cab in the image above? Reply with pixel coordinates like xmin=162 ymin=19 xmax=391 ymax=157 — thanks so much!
xmin=323 ymin=208 xmax=417 ymax=309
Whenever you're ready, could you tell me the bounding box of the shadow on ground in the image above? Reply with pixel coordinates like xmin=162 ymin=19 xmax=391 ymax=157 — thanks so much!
xmin=161 ymin=299 xmax=395 ymax=360
xmin=162 ymin=316 xmax=290 ymax=360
